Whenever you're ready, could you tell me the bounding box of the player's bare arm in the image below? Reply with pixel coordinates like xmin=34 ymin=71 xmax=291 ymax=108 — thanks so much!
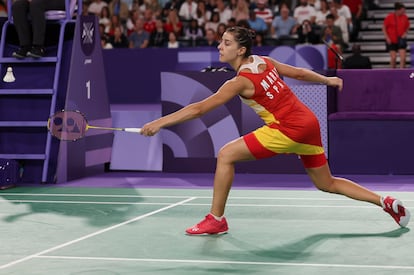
xmin=140 ymin=77 xmax=247 ymax=136
xmin=264 ymin=57 xmax=343 ymax=91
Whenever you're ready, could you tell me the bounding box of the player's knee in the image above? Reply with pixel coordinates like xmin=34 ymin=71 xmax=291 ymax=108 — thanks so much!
xmin=314 ymin=178 xmax=337 ymax=194
xmin=217 ymin=146 xmax=236 ymax=164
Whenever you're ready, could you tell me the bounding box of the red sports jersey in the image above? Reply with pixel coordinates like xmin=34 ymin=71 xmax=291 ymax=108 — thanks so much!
xmin=238 ymin=56 xmax=322 ymax=147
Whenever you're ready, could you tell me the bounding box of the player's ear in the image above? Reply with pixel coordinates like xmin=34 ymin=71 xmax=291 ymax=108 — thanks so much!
xmin=238 ymin=46 xmax=246 ymax=57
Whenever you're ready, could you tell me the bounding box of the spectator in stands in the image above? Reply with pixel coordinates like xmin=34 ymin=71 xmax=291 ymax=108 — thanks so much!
xmin=0 ymin=0 xmax=6 ymax=17
xmin=88 ymin=0 xmax=108 ymax=16
xmin=315 ymin=0 xmax=329 ymax=26
xmin=178 ymin=0 xmax=198 ymax=21
xmin=149 ymin=18 xmax=169 ymax=47
xmin=164 ymin=8 xmax=183 ymax=36
xmin=308 ymin=0 xmax=321 ymax=11
xmin=11 ymin=0 xmax=66 ymax=58
xmin=333 ymin=0 xmax=352 ymax=36
xmin=195 ymin=0 xmax=211 ymax=29
xmin=248 ymin=9 xmax=268 ymax=35
xmin=297 ymin=19 xmax=319 ymax=44
xmin=217 ymin=22 xmax=227 ymax=40
xmin=99 ymin=6 xmax=111 ymax=30
xmin=294 ymin=0 xmax=316 ymax=25
xmin=106 ymin=14 xmax=124 ymax=37
xmin=126 ymin=9 xmax=140 ymax=36
xmin=330 ymin=5 xmax=349 ymax=46
xmin=205 ymin=11 xmax=221 ymax=33
xmin=109 ymin=25 xmax=129 ymax=48
xmin=382 ymin=2 xmax=410 ymax=68
xmin=322 ymin=14 xmax=345 ymax=50
xmin=271 ymin=2 xmax=298 ymax=39
xmin=343 ymin=44 xmax=372 ymax=69
xmin=184 ymin=18 xmax=204 ymax=44
xmin=343 ymin=0 xmax=363 ymax=41
xmin=254 ymin=0 xmax=274 ymax=31
xmin=198 ymin=28 xmax=219 ymax=47
xmin=167 ymin=31 xmax=180 ymax=48
xmin=215 ymin=0 xmax=233 ymax=25
xmin=129 ymin=17 xmax=150 ymax=48
xmin=143 ymin=9 xmax=157 ymax=34
xmin=108 ymin=0 xmax=129 ymax=24
xmin=232 ymin=0 xmax=250 ymax=22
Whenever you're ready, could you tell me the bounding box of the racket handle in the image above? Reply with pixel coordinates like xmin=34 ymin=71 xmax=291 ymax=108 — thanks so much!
xmin=124 ymin=128 xmax=142 ymax=133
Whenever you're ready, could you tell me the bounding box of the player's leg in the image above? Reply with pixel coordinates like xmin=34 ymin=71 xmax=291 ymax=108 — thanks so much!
xmin=305 ymin=163 xmax=381 ymax=205
xmin=185 ymin=137 xmax=255 ymax=235
xmin=210 ymin=137 xmax=255 ymax=217
xmin=306 ymin=162 xmax=410 ymax=227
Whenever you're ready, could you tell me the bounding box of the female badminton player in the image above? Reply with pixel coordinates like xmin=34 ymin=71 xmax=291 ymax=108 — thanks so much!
xmin=141 ymin=26 xmax=410 ymax=235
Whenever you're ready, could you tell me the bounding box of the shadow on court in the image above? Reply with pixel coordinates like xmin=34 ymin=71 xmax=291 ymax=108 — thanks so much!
xmin=0 ymin=185 xmax=146 ymax=227
xmin=223 ymin=227 xmax=410 ymax=261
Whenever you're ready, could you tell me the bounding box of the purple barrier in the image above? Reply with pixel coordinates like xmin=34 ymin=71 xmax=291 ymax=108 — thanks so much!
xmin=160 ymin=71 xmax=328 ymax=174
xmin=102 ymin=45 xmax=327 ymax=104
xmin=328 ymin=69 xmax=414 ymax=174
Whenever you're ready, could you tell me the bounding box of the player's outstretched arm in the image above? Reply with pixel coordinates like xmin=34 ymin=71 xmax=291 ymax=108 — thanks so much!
xmin=140 ymin=77 xmax=245 ymax=136
xmin=264 ymin=57 xmax=343 ymax=91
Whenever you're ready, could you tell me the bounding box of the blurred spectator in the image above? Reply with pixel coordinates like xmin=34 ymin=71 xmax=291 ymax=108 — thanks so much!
xmin=321 ymin=14 xmax=345 ymax=50
xmin=343 ymin=0 xmax=363 ymax=41
xmin=308 ymin=0 xmax=321 ymax=11
xmin=248 ymin=9 xmax=267 ymax=35
xmin=254 ymin=31 xmax=264 ymax=46
xmin=198 ymin=28 xmax=219 ymax=47
xmin=143 ymin=9 xmax=156 ymax=34
xmin=237 ymin=19 xmax=251 ymax=29
xmin=108 ymin=0 xmax=129 ymax=24
xmin=271 ymin=2 xmax=297 ymax=38
xmin=333 ymin=0 xmax=352 ymax=35
xmin=254 ymin=0 xmax=273 ymax=30
xmin=88 ymin=0 xmax=108 ymax=16
xmin=178 ymin=0 xmax=197 ymax=21
xmin=195 ymin=1 xmax=211 ymax=29
xmin=232 ymin=0 xmax=250 ymax=22
xmin=145 ymin=0 xmax=162 ymax=15
xmin=343 ymin=44 xmax=372 ymax=69
xmin=330 ymin=5 xmax=349 ymax=46
xmin=294 ymin=0 xmax=316 ymax=25
xmin=149 ymin=18 xmax=169 ymax=47
xmin=167 ymin=31 xmax=180 ymax=48
xmin=106 ymin=14 xmax=124 ymax=37
xmin=297 ymin=19 xmax=319 ymax=44
xmin=315 ymin=0 xmax=329 ymax=26
xmin=126 ymin=9 xmax=140 ymax=36
xmin=164 ymin=0 xmax=180 ymax=12
xmin=129 ymin=17 xmax=150 ymax=48
xmin=216 ymin=22 xmax=227 ymax=39
xmin=0 ymin=0 xmax=6 ymax=17
xmin=184 ymin=18 xmax=204 ymax=43
xmin=101 ymin=35 xmax=113 ymax=49
xmin=205 ymin=11 xmax=220 ymax=33
xmin=109 ymin=25 xmax=129 ymax=48
xmin=99 ymin=6 xmax=111 ymax=29
xmin=215 ymin=0 xmax=233 ymax=24
xmin=382 ymin=2 xmax=410 ymax=68
xmin=164 ymin=8 xmax=183 ymax=36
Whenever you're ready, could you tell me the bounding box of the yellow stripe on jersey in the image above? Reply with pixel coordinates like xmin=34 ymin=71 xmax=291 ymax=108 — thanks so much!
xmin=240 ymin=96 xmax=280 ymax=125
xmin=253 ymin=125 xmax=325 ymax=155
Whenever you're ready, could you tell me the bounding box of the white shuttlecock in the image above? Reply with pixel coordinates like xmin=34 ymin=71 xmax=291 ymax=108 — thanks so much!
xmin=410 ymin=72 xmax=414 ymax=79
xmin=3 ymin=67 xmax=15 ymax=82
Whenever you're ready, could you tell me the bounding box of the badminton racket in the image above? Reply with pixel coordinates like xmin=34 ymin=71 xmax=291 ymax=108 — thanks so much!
xmin=47 ymin=110 xmax=141 ymax=141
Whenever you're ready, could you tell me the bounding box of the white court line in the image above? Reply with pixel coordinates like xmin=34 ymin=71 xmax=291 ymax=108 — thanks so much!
xmin=0 ymin=197 xmax=196 ymax=270
xmin=2 ymin=193 xmax=414 ymax=202
xmin=0 ymin=199 xmax=382 ymax=208
xmin=35 ymin=255 xmax=414 ymax=271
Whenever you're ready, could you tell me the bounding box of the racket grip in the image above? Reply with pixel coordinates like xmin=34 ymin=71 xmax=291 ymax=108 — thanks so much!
xmin=124 ymin=128 xmax=142 ymax=133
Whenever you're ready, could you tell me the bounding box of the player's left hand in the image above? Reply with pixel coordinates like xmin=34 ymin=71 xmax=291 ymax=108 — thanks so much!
xmin=326 ymin=76 xmax=343 ymax=91
xmin=141 ymin=121 xmax=162 ymax=136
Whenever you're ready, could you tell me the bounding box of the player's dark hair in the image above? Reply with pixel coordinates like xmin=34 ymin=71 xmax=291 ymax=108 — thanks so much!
xmin=225 ymin=26 xmax=255 ymax=58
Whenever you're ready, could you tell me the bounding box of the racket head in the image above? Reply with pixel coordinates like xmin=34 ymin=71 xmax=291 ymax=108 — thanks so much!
xmin=47 ymin=110 xmax=88 ymax=141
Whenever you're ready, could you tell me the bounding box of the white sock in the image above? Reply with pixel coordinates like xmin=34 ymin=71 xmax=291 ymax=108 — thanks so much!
xmin=211 ymin=213 xmax=223 ymax=221
xmin=380 ymin=196 xmax=385 ymax=208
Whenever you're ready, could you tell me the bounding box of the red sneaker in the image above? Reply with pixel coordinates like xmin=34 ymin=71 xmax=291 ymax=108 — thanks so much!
xmin=185 ymin=214 xmax=229 ymax=235
xmin=381 ymin=196 xmax=410 ymax=227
